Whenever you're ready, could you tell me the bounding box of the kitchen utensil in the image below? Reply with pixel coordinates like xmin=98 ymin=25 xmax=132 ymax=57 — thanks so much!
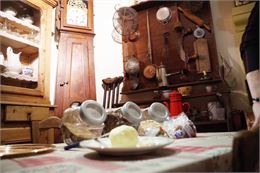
xmin=19 ymin=14 xmax=33 ymax=24
xmin=156 ymin=7 xmax=172 ymax=25
xmin=3 ymin=7 xmax=17 ymax=16
xmin=156 ymin=63 xmax=168 ymax=87
xmin=64 ymin=132 xmax=109 ymax=150
xmin=177 ymin=6 xmax=211 ymax=32
xmin=124 ymin=42 xmax=140 ymax=75
xmin=177 ymin=86 xmax=192 ymax=96
xmin=112 ymin=7 xmax=138 ymax=36
xmin=163 ymin=90 xmax=191 ymax=117
xmin=72 ymin=136 xmax=173 ymax=156
xmin=176 ymin=29 xmax=187 ymax=63
xmin=172 ymin=6 xmax=183 ymax=32
xmin=128 ymin=31 xmax=140 ymax=42
xmin=143 ymin=10 xmax=156 ymax=79
xmin=0 ymin=144 xmax=55 ymax=158
xmin=6 ymin=47 xmax=22 ymax=74
xmin=193 ymin=26 xmax=205 ymax=38
xmin=125 ymin=56 xmax=140 ymax=75
xmin=161 ymin=90 xmax=172 ymax=99
xmin=194 ymin=38 xmax=211 ymax=73
xmin=61 ymin=100 xmax=107 ymax=145
xmin=147 ymin=102 xmax=169 ymax=122
xmin=128 ymin=75 xmax=139 ymax=90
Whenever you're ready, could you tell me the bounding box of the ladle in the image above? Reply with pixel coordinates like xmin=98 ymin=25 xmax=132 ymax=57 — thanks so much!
xmin=143 ymin=10 xmax=156 ymax=79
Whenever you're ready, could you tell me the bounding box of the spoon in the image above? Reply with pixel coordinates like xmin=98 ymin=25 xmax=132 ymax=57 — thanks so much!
xmin=64 ymin=133 xmax=109 ymax=150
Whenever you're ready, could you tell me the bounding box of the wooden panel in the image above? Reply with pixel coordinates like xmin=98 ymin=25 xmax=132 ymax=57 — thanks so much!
xmin=0 ymin=127 xmax=31 ymax=144
xmin=55 ymin=32 xmax=96 ymax=117
xmin=5 ymin=105 xmax=49 ymax=121
xmin=122 ymin=1 xmax=219 ymax=92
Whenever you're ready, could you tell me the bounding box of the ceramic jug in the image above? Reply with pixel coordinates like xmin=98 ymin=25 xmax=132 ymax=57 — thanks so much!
xmin=6 ymin=47 xmax=22 ymax=74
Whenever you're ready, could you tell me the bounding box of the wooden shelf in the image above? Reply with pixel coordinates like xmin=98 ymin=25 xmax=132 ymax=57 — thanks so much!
xmin=0 ymin=31 xmax=39 ymax=54
xmin=0 ymin=11 xmax=39 ymax=31
xmin=116 ymin=90 xmax=230 ymax=107
xmin=122 ymin=79 xmax=223 ymax=95
xmin=131 ymin=1 xmax=174 ymax=11
xmin=194 ymin=120 xmax=227 ymax=126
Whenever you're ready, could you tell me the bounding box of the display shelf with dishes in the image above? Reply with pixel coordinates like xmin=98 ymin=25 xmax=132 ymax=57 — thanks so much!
xmin=0 ymin=10 xmax=40 ymax=48
xmin=0 ymin=1 xmax=41 ymax=90
xmin=0 ymin=0 xmax=58 ymax=145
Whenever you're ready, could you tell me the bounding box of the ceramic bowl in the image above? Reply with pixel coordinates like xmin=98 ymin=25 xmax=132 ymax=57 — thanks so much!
xmin=3 ymin=7 xmax=17 ymax=17
xmin=19 ymin=14 xmax=33 ymax=24
xmin=161 ymin=90 xmax=172 ymax=98
xmin=177 ymin=86 xmax=192 ymax=96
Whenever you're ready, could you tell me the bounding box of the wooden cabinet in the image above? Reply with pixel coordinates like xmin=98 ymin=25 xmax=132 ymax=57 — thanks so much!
xmin=119 ymin=1 xmax=233 ymax=132
xmin=54 ymin=0 xmax=96 ymax=117
xmin=0 ymin=0 xmax=57 ymax=144
xmin=54 ymin=32 xmax=96 ymax=116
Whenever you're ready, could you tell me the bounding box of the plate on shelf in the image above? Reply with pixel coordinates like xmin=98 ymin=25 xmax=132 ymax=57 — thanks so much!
xmin=0 ymin=144 xmax=55 ymax=159
xmin=80 ymin=136 xmax=174 ymax=156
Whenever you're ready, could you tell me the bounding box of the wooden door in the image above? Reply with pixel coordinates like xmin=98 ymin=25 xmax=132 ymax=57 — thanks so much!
xmin=55 ymin=32 xmax=96 ymax=117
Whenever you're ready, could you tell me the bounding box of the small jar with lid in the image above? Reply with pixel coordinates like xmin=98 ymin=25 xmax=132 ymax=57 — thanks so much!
xmin=141 ymin=102 xmax=169 ymax=123
xmin=61 ymin=100 xmax=107 ymax=145
xmin=138 ymin=102 xmax=169 ymax=136
xmin=103 ymin=101 xmax=143 ymax=134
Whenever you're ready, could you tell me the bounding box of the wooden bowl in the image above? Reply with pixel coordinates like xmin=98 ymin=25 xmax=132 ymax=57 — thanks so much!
xmin=177 ymin=86 xmax=192 ymax=96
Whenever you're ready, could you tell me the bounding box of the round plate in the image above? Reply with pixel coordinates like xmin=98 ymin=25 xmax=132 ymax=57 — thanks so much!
xmin=0 ymin=144 xmax=55 ymax=159
xmin=80 ymin=136 xmax=173 ymax=156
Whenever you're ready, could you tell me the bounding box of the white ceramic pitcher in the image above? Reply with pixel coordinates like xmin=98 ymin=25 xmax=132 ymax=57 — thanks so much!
xmin=6 ymin=47 xmax=22 ymax=74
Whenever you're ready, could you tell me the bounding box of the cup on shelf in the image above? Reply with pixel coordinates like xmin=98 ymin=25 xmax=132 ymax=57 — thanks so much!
xmin=22 ymin=67 xmax=33 ymax=77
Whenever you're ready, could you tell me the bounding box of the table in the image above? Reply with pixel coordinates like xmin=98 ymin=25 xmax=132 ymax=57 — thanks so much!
xmin=1 ymin=132 xmax=238 ymax=173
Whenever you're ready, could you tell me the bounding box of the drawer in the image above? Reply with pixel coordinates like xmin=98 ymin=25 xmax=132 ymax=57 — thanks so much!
xmin=5 ymin=105 xmax=49 ymax=121
xmin=0 ymin=127 xmax=31 ymax=144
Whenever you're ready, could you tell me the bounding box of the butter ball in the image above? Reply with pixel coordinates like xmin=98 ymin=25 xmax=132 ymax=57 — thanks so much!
xmin=109 ymin=125 xmax=138 ymax=147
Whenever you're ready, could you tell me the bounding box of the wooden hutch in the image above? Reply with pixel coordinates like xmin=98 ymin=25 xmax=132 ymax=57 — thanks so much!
xmin=0 ymin=0 xmax=57 ymax=144
xmin=119 ymin=1 xmax=233 ymax=132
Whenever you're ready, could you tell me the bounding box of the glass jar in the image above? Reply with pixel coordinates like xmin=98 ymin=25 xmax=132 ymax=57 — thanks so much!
xmin=61 ymin=100 xmax=107 ymax=145
xmin=103 ymin=101 xmax=143 ymax=133
xmin=142 ymin=102 xmax=169 ymax=123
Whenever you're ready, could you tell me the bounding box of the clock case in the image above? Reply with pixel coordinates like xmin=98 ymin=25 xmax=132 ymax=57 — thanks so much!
xmin=56 ymin=0 xmax=94 ymax=34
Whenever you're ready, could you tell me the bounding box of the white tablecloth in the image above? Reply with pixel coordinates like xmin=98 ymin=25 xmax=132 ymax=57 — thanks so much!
xmin=1 ymin=132 xmax=238 ymax=173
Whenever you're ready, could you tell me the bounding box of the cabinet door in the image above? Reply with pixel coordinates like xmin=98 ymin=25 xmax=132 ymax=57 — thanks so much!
xmin=55 ymin=32 xmax=96 ymax=116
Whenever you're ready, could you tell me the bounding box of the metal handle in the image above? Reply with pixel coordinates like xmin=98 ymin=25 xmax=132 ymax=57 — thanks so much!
xmin=60 ymin=81 xmax=69 ymax=86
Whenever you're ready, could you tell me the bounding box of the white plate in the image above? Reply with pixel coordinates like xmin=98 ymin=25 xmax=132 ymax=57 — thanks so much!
xmin=80 ymin=136 xmax=173 ymax=156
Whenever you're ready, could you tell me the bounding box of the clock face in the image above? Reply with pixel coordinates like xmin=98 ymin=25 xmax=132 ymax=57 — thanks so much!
xmin=67 ymin=5 xmax=88 ymax=26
